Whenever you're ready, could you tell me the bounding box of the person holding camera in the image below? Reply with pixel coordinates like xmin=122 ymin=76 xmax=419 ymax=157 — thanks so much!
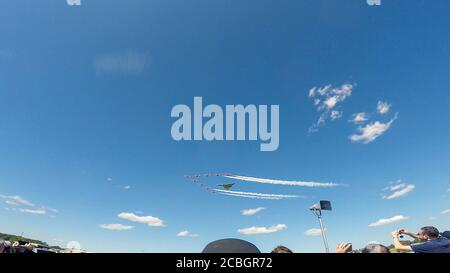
xmin=392 ymin=226 xmax=450 ymax=253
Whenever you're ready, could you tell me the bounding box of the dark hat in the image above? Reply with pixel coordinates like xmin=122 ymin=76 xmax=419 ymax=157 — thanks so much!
xmin=441 ymin=231 xmax=450 ymax=239
xmin=202 ymin=238 xmax=261 ymax=253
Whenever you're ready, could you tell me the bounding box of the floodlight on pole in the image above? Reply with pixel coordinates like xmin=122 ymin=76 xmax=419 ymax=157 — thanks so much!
xmin=309 ymin=200 xmax=332 ymax=253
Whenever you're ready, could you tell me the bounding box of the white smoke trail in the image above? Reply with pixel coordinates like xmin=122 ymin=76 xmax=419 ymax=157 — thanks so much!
xmin=223 ymin=174 xmax=337 ymax=187
xmin=217 ymin=192 xmax=282 ymax=200
xmin=213 ymin=189 xmax=299 ymax=199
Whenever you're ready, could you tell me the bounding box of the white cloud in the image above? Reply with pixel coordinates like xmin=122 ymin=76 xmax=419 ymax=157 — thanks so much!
xmin=100 ymin=224 xmax=134 ymax=231
xmin=176 ymin=230 xmax=199 ymax=237
xmin=330 ymin=110 xmax=342 ymax=120
xmin=94 ymin=51 xmax=150 ymax=75
xmin=0 ymin=194 xmax=58 ymax=217
xmin=309 ymin=83 xmax=354 ymax=132
xmin=308 ymin=87 xmax=318 ymax=97
xmin=5 ymin=200 xmax=19 ymax=206
xmin=123 ymin=185 xmax=131 ymax=190
xmin=17 ymin=208 xmax=47 ymax=215
xmin=237 ymin=224 xmax=286 ymax=235
xmin=382 ymin=183 xmax=415 ymax=199
xmin=177 ymin=230 xmax=189 ymax=237
xmin=351 ymin=112 xmax=368 ymax=124
xmin=386 ymin=182 xmax=405 ymax=191
xmin=377 ymin=101 xmax=391 ymax=115
xmin=367 ymin=0 xmax=381 ymax=6
xmin=45 ymin=207 xmax=59 ymax=213
xmin=350 ymin=113 xmax=398 ymax=144
xmin=107 ymin=177 xmax=113 ymax=182
xmin=241 ymin=207 xmax=265 ymax=216
xmin=440 ymin=208 xmax=450 ymax=215
xmin=66 ymin=0 xmax=81 ymax=6
xmin=0 ymin=195 xmax=35 ymax=207
xmin=309 ymin=85 xmax=333 ymax=98
xmin=304 ymin=228 xmax=325 ymax=236
xmin=118 ymin=212 xmax=165 ymax=227
xmin=317 ymin=85 xmax=332 ymax=96
xmin=324 ymin=97 xmax=338 ymax=109
xmin=368 ymin=215 xmax=408 ymax=227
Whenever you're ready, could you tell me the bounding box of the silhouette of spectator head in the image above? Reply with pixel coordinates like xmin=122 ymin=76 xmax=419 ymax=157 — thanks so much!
xmin=362 ymin=244 xmax=390 ymax=253
xmin=271 ymin=245 xmax=293 ymax=253
xmin=202 ymin=238 xmax=260 ymax=253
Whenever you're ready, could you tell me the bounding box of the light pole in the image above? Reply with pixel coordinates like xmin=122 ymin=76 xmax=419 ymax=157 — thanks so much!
xmin=310 ymin=200 xmax=332 ymax=253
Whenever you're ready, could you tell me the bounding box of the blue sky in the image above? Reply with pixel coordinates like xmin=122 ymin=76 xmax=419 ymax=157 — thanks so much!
xmin=0 ymin=0 xmax=449 ymax=252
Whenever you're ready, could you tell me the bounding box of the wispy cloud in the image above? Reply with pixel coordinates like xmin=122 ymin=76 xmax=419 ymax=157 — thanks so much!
xmin=350 ymin=112 xmax=368 ymax=124
xmin=350 ymin=113 xmax=398 ymax=144
xmin=176 ymin=230 xmax=199 ymax=237
xmin=1 ymin=193 xmax=59 ymax=217
xmin=43 ymin=206 xmax=59 ymax=213
xmin=387 ymin=183 xmax=406 ymax=191
xmin=241 ymin=207 xmax=265 ymax=216
xmin=377 ymin=101 xmax=391 ymax=115
xmin=330 ymin=110 xmax=343 ymax=120
xmin=94 ymin=51 xmax=150 ymax=75
xmin=66 ymin=0 xmax=81 ymax=6
xmin=440 ymin=208 xmax=450 ymax=215
xmin=382 ymin=182 xmax=415 ymax=199
xmin=238 ymin=224 xmax=286 ymax=235
xmin=308 ymin=83 xmax=354 ymax=132
xmin=304 ymin=228 xmax=325 ymax=236
xmin=123 ymin=185 xmax=131 ymax=190
xmin=5 ymin=207 xmax=52 ymax=216
xmin=100 ymin=223 xmax=134 ymax=231
xmin=368 ymin=215 xmax=408 ymax=227
xmin=17 ymin=208 xmax=47 ymax=215
xmin=0 ymin=194 xmax=35 ymax=207
xmin=118 ymin=212 xmax=165 ymax=227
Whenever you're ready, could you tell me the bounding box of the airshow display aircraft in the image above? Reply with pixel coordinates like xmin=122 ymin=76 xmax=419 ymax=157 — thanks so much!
xmin=184 ymin=173 xmax=339 ymax=200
